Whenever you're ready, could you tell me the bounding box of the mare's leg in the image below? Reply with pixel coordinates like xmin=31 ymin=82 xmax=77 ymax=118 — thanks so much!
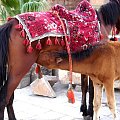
xmin=7 ymin=93 xmax=16 ymax=120
xmin=80 ymin=74 xmax=88 ymax=116
xmin=87 ymin=78 xmax=94 ymax=118
xmin=4 ymin=58 xmax=36 ymax=119
xmin=104 ymin=81 xmax=116 ymax=119
xmin=5 ymin=29 xmax=39 ymax=104
xmin=93 ymin=82 xmax=103 ymax=120
xmin=4 ymin=41 xmax=38 ymax=120
xmin=6 ymin=59 xmax=36 ymax=103
xmin=0 ymin=82 xmax=8 ymax=120
xmin=0 ymin=82 xmax=15 ymax=120
xmin=0 ymin=59 xmax=34 ymax=120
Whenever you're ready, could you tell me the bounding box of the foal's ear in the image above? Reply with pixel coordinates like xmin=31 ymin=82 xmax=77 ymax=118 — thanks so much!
xmin=56 ymin=57 xmax=63 ymax=64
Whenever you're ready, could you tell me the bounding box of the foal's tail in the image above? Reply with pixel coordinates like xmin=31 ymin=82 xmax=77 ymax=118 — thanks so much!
xmin=0 ymin=20 xmax=13 ymax=88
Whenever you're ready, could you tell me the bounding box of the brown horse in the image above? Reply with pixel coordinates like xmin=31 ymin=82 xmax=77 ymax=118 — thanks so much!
xmin=0 ymin=0 xmax=120 ymax=120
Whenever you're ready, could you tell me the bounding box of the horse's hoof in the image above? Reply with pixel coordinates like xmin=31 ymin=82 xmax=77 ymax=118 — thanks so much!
xmin=83 ymin=116 xmax=88 ymax=120
xmin=83 ymin=115 xmax=93 ymax=120
xmin=80 ymin=105 xmax=87 ymax=116
xmin=9 ymin=118 xmax=17 ymax=120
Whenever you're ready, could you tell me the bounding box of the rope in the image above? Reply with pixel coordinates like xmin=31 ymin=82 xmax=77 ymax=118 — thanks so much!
xmin=53 ymin=11 xmax=75 ymax=103
xmin=53 ymin=11 xmax=73 ymax=85
xmin=54 ymin=11 xmax=75 ymax=103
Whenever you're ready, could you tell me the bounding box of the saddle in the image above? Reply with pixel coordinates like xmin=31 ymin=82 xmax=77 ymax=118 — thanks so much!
xmin=15 ymin=0 xmax=100 ymax=52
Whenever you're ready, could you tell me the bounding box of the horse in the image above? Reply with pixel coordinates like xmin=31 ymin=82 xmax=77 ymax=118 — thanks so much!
xmin=0 ymin=0 xmax=120 ymax=120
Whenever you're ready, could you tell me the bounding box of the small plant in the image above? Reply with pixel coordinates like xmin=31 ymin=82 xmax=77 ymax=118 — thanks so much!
xmin=0 ymin=5 xmax=7 ymax=24
xmin=21 ymin=0 xmax=50 ymax=13
xmin=0 ymin=0 xmax=50 ymax=23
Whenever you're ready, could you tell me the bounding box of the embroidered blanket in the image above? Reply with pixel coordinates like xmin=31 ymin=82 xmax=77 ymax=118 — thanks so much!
xmin=15 ymin=0 xmax=100 ymax=52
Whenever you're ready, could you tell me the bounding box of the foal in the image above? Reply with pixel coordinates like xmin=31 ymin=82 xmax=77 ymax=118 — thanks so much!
xmin=37 ymin=40 xmax=120 ymax=120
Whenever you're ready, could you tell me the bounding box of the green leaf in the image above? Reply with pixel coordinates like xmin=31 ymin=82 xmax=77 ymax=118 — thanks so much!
xmin=0 ymin=0 xmax=50 ymax=24
xmin=21 ymin=0 xmax=50 ymax=13
xmin=0 ymin=5 xmax=7 ymax=23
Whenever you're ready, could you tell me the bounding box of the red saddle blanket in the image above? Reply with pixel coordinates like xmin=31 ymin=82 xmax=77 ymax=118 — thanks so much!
xmin=15 ymin=0 xmax=100 ymax=52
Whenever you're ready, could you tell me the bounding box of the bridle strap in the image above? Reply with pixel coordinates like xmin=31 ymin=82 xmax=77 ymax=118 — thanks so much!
xmin=53 ymin=11 xmax=73 ymax=85
xmin=96 ymin=10 xmax=109 ymax=40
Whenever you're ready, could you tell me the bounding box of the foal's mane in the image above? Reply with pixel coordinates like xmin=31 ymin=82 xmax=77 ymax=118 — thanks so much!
xmin=99 ymin=0 xmax=120 ymax=26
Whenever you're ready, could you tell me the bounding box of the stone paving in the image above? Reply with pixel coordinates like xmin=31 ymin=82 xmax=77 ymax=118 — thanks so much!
xmin=4 ymin=81 xmax=120 ymax=120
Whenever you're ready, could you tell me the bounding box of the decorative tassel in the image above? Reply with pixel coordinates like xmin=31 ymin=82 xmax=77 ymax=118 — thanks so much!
xmin=27 ymin=44 xmax=33 ymax=53
xmin=20 ymin=30 xmax=26 ymax=38
xmin=110 ymin=27 xmax=118 ymax=41
xmin=35 ymin=64 xmax=40 ymax=74
xmin=61 ymin=37 xmax=65 ymax=46
xmin=36 ymin=41 xmax=42 ymax=50
xmin=23 ymin=39 xmax=30 ymax=46
xmin=116 ymin=29 xmax=119 ymax=35
xmin=100 ymin=33 xmax=104 ymax=40
xmin=7 ymin=17 xmax=12 ymax=21
xmin=114 ymin=37 xmax=118 ymax=41
xmin=15 ymin=24 xmax=23 ymax=30
xmin=67 ymin=84 xmax=75 ymax=104
xmin=54 ymin=37 xmax=60 ymax=45
xmin=46 ymin=37 xmax=52 ymax=45
xmin=110 ymin=37 xmax=118 ymax=41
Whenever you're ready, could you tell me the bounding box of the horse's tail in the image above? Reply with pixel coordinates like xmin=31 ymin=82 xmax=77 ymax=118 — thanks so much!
xmin=0 ymin=20 xmax=13 ymax=88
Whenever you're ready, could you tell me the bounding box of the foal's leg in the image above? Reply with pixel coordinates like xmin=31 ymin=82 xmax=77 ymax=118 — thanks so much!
xmin=7 ymin=93 xmax=16 ymax=120
xmin=80 ymin=74 xmax=88 ymax=116
xmin=104 ymin=81 xmax=116 ymax=119
xmin=93 ymin=82 xmax=103 ymax=120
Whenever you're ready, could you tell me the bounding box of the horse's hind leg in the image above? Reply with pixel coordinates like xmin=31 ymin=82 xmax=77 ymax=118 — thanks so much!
xmin=0 ymin=83 xmax=16 ymax=120
xmin=104 ymin=81 xmax=116 ymax=119
xmin=0 ymin=82 xmax=8 ymax=120
xmin=87 ymin=78 xmax=94 ymax=119
xmin=93 ymin=82 xmax=103 ymax=120
xmin=7 ymin=93 xmax=16 ymax=120
xmin=0 ymin=83 xmax=15 ymax=120
xmin=0 ymin=91 xmax=6 ymax=120
xmin=80 ymin=74 xmax=88 ymax=117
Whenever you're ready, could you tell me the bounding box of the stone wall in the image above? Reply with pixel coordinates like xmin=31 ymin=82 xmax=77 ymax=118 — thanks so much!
xmin=91 ymin=0 xmax=109 ymax=5
xmin=48 ymin=0 xmax=109 ymax=10
xmin=49 ymin=0 xmax=81 ymax=10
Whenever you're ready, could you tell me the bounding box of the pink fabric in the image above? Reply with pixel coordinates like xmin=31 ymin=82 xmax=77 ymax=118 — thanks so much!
xmin=15 ymin=0 xmax=100 ymax=52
